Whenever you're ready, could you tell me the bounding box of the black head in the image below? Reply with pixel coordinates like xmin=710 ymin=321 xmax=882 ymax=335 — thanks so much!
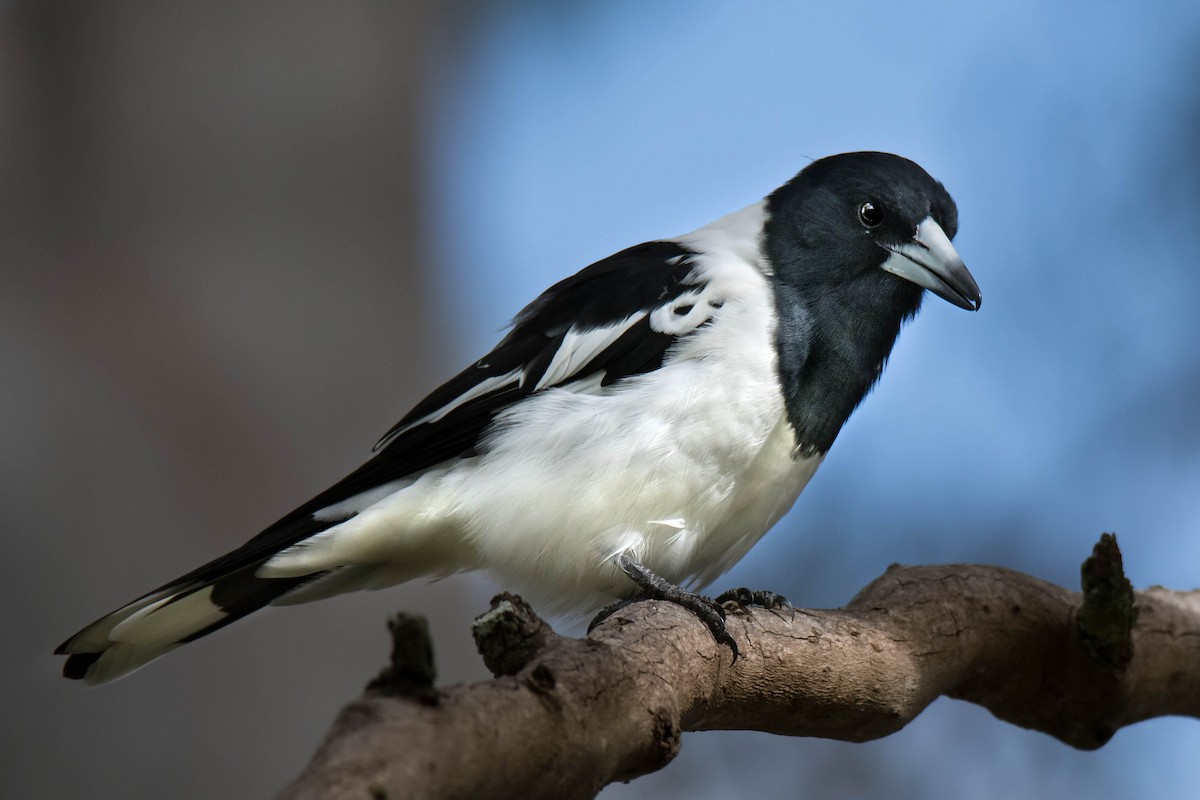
xmin=763 ymin=152 xmax=981 ymax=455
xmin=765 ymin=151 xmax=978 ymax=312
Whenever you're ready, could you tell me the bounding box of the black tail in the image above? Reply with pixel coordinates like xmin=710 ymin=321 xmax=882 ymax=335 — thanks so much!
xmin=55 ymin=516 xmax=336 ymax=684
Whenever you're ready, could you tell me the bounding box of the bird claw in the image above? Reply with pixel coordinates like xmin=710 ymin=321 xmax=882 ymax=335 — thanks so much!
xmin=688 ymin=593 xmax=739 ymax=665
xmin=604 ymin=553 xmax=740 ymax=664
xmin=592 ymin=592 xmax=739 ymax=663
xmin=715 ymin=587 xmax=795 ymax=621
xmin=714 ymin=623 xmax=739 ymax=665
xmin=588 ymin=598 xmax=638 ymax=632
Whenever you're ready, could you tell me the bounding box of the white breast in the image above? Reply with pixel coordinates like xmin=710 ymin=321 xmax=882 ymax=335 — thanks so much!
xmin=265 ymin=201 xmax=822 ymax=613
xmin=441 ymin=202 xmax=820 ymax=611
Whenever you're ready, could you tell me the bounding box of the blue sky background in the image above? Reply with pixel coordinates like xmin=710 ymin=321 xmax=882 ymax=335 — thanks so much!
xmin=427 ymin=1 xmax=1200 ymax=796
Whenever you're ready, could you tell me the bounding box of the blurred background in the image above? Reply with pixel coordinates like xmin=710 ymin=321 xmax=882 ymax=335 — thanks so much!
xmin=4 ymin=1 xmax=1199 ymax=797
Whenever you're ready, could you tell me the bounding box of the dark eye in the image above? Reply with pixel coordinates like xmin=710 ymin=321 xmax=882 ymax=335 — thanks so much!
xmin=858 ymin=201 xmax=883 ymax=228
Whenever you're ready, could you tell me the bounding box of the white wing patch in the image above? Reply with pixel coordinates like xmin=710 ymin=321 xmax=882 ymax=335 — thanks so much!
xmin=648 ymin=289 xmax=714 ymax=335
xmin=533 ymin=314 xmax=644 ymax=390
xmin=379 ymin=367 xmax=524 ymax=447
xmin=374 ymin=271 xmax=724 ymax=458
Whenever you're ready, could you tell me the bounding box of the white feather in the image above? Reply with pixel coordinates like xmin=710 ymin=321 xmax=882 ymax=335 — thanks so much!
xmin=61 ymin=201 xmax=818 ymax=684
xmin=647 ymin=290 xmax=710 ymax=336
xmin=534 ymin=315 xmax=643 ymax=390
xmin=82 ymin=642 xmax=183 ymax=686
xmin=65 ymin=587 xmax=227 ymax=685
xmin=313 ymin=479 xmax=412 ymax=521
xmin=264 ymin=201 xmax=822 ymax=612
xmin=109 ymin=586 xmax=225 ymax=646
xmin=380 ymin=367 xmax=524 ymax=445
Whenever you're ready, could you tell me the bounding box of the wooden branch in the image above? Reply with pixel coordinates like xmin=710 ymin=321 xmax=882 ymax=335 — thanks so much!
xmin=277 ymin=535 xmax=1200 ymax=800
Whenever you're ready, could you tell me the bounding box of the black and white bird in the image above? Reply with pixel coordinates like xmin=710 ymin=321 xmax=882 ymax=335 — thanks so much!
xmin=57 ymin=151 xmax=980 ymax=684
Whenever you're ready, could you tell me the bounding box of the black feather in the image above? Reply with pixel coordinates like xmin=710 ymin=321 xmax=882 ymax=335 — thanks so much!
xmin=763 ymin=151 xmax=957 ymax=455
xmin=273 ymin=239 xmax=704 ymax=529
xmin=54 ymin=238 xmax=711 ymax=664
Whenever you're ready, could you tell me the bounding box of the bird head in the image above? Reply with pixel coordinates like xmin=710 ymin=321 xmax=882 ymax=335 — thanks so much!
xmin=764 ymin=152 xmax=981 ymax=314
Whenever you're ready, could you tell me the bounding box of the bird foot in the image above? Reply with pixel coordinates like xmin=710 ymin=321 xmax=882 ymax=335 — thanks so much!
xmin=588 ymin=597 xmax=639 ymax=631
xmin=715 ymin=587 xmax=794 ymax=620
xmin=597 ymin=553 xmax=739 ymax=663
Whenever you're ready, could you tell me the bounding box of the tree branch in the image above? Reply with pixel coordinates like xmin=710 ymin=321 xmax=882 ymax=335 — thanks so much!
xmin=277 ymin=535 xmax=1200 ymax=800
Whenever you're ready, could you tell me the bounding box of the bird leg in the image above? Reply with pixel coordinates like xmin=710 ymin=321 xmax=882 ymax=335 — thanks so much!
xmin=589 ymin=553 xmax=739 ymax=662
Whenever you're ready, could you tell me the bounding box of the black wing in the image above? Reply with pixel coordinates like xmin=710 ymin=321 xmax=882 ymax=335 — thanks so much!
xmin=269 ymin=239 xmax=712 ymax=534
xmin=56 ymin=239 xmax=720 ymax=677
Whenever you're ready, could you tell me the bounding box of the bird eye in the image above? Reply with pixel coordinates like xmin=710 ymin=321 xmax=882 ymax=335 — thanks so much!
xmin=858 ymin=201 xmax=883 ymax=228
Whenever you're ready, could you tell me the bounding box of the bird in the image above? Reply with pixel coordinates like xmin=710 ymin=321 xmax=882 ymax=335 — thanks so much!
xmin=56 ymin=151 xmax=980 ymax=684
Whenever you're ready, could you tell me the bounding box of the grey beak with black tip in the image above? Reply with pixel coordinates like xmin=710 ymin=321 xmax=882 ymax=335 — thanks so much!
xmin=881 ymin=217 xmax=981 ymax=311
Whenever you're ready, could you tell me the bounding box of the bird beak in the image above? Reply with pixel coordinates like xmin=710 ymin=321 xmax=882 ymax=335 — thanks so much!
xmin=880 ymin=218 xmax=981 ymax=311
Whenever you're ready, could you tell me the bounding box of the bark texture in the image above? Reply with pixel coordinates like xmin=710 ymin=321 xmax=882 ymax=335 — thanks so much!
xmin=278 ymin=535 xmax=1200 ymax=800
